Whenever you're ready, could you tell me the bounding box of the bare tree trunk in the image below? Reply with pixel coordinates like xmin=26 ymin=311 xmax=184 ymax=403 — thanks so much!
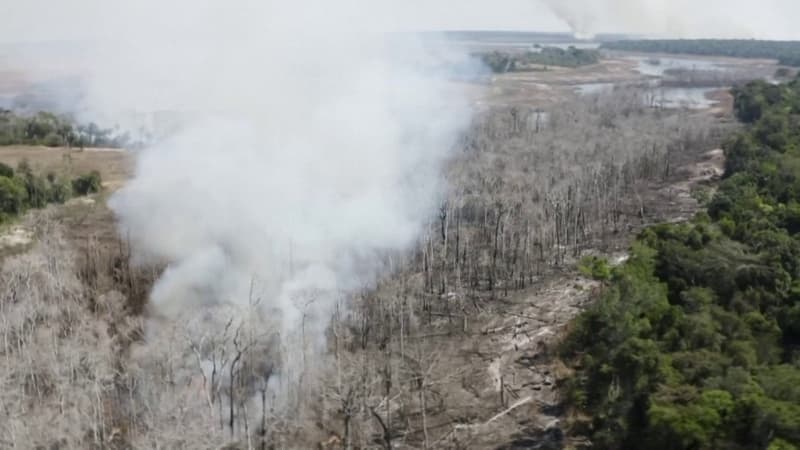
xmin=419 ymin=387 xmax=429 ymax=450
xmin=490 ymin=203 xmax=505 ymax=293
xmin=440 ymin=203 xmax=449 ymax=295
xmin=344 ymin=414 xmax=352 ymax=450
xmin=261 ymin=388 xmax=267 ymax=450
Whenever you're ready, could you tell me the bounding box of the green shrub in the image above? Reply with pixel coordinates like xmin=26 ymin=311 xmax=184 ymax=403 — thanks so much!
xmin=0 ymin=163 xmax=14 ymax=179
xmin=769 ymin=438 xmax=799 ymax=450
xmin=72 ymin=171 xmax=102 ymax=196
xmin=42 ymin=132 xmax=64 ymax=147
xmin=0 ymin=176 xmax=27 ymax=216
xmin=47 ymin=177 xmax=72 ymax=204
xmin=578 ymin=255 xmax=612 ymax=281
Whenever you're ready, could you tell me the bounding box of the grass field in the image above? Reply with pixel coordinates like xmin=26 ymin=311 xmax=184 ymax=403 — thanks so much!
xmin=0 ymin=145 xmax=131 ymax=189
xmin=0 ymin=145 xmax=130 ymax=256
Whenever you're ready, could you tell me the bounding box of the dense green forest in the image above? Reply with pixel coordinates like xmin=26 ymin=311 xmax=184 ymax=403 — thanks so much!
xmin=603 ymin=39 xmax=800 ymax=67
xmin=479 ymin=46 xmax=600 ymax=73
xmin=562 ymin=77 xmax=800 ymax=449
xmin=0 ymin=110 xmax=127 ymax=148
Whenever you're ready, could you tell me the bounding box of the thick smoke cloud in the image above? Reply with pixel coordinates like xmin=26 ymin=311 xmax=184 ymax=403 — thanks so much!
xmin=541 ymin=0 xmax=800 ymax=40
xmin=67 ymin=1 xmax=472 ymax=340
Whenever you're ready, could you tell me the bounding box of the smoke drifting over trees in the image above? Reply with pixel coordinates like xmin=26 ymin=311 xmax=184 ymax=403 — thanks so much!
xmin=80 ymin=0 xmax=472 ymax=409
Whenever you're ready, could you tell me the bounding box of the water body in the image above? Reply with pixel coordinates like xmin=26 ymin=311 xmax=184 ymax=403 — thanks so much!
xmin=575 ymin=82 xmax=716 ymax=109
xmin=651 ymin=87 xmax=716 ymax=109
xmin=575 ymin=82 xmax=615 ymax=95
xmin=542 ymin=42 xmax=602 ymax=50
xmin=628 ymin=56 xmax=723 ymax=77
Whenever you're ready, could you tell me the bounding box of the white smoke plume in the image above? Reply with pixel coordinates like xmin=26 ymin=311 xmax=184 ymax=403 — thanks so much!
xmin=67 ymin=1 xmax=472 ymax=343
xmin=541 ymin=0 xmax=800 ymax=40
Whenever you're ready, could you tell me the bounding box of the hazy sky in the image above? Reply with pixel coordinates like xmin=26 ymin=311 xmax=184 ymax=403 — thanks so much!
xmin=0 ymin=0 xmax=556 ymax=42
xmin=1 ymin=0 xmax=799 ymax=43
xmin=0 ymin=0 xmax=559 ymax=43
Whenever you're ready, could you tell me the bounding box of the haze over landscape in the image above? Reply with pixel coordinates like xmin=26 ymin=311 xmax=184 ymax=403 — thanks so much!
xmin=0 ymin=1 xmax=800 ymax=449
xmin=3 ymin=0 xmax=800 ymax=42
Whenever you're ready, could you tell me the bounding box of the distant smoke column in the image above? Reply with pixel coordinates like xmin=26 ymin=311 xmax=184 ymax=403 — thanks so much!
xmin=540 ymin=0 xmax=759 ymax=39
xmin=541 ymin=0 xmax=600 ymax=38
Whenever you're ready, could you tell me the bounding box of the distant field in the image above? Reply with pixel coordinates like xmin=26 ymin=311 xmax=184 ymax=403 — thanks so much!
xmin=0 ymin=146 xmax=131 ymax=190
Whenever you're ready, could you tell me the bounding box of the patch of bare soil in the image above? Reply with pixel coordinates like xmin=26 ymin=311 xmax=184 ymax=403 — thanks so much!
xmin=688 ymin=148 xmax=726 ymax=182
xmin=661 ymin=148 xmax=726 ymax=216
xmin=0 ymin=225 xmax=33 ymax=256
xmin=434 ymin=277 xmax=598 ymax=449
xmin=707 ymin=89 xmax=735 ymax=117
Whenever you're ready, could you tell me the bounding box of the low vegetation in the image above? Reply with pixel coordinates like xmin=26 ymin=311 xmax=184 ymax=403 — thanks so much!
xmin=71 ymin=170 xmax=103 ymax=196
xmin=479 ymin=46 xmax=601 ymax=73
xmin=0 ymin=159 xmax=101 ymax=222
xmin=603 ymin=39 xmax=800 ymax=67
xmin=562 ymin=77 xmax=800 ymax=449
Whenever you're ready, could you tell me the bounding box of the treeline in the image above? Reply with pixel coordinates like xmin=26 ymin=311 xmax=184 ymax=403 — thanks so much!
xmin=0 ymin=109 xmax=128 ymax=148
xmin=0 ymin=160 xmax=101 ymax=222
xmin=480 ymin=46 xmax=600 ymax=73
xmin=561 ymin=78 xmax=800 ymax=448
xmin=603 ymin=39 xmax=800 ymax=67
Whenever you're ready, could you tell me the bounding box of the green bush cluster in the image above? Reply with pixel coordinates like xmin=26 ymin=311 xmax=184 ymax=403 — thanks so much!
xmin=562 ymin=78 xmax=800 ymax=448
xmin=0 ymin=160 xmax=101 ymax=221
xmin=479 ymin=46 xmax=601 ymax=74
xmin=71 ymin=171 xmax=102 ymax=196
xmin=603 ymin=39 xmax=800 ymax=67
xmin=579 ymin=255 xmax=612 ymax=281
